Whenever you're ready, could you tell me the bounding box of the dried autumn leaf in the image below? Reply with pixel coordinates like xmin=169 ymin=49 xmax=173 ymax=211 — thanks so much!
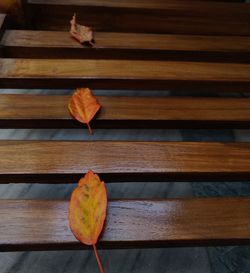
xmin=70 ymin=13 xmax=95 ymax=46
xmin=68 ymin=88 xmax=101 ymax=134
xmin=69 ymin=170 xmax=107 ymax=273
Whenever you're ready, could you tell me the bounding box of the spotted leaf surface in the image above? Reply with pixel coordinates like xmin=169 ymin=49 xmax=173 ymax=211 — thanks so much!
xmin=69 ymin=171 xmax=107 ymax=245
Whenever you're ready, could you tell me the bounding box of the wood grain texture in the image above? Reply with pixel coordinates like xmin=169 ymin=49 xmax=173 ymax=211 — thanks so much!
xmin=2 ymin=30 xmax=250 ymax=62
xmin=27 ymin=0 xmax=250 ymax=35
xmin=1 ymin=94 xmax=250 ymax=129
xmin=1 ymin=59 xmax=250 ymax=91
xmin=0 ymin=141 xmax=250 ymax=183
xmin=1 ymin=198 xmax=250 ymax=251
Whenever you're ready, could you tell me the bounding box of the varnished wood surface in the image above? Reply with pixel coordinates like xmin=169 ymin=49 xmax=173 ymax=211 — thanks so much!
xmin=27 ymin=0 xmax=250 ymax=35
xmin=1 ymin=198 xmax=250 ymax=251
xmin=1 ymin=59 xmax=250 ymax=90
xmin=1 ymin=94 xmax=250 ymax=129
xmin=0 ymin=141 xmax=250 ymax=183
xmin=2 ymin=30 xmax=250 ymax=62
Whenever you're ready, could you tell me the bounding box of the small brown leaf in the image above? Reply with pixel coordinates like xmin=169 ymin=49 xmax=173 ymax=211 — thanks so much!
xmin=68 ymin=88 xmax=101 ymax=134
xmin=70 ymin=13 xmax=95 ymax=46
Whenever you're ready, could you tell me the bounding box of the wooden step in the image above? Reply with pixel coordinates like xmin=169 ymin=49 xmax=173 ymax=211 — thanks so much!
xmin=2 ymin=30 xmax=250 ymax=62
xmin=1 ymin=198 xmax=250 ymax=251
xmin=1 ymin=94 xmax=250 ymax=129
xmin=1 ymin=59 xmax=250 ymax=91
xmin=0 ymin=141 xmax=250 ymax=183
xmin=0 ymin=14 xmax=7 ymax=43
xmin=27 ymin=0 xmax=250 ymax=35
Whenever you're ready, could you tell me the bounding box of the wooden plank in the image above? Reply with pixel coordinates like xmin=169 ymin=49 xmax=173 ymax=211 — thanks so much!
xmin=1 ymin=59 xmax=250 ymax=91
xmin=0 ymin=141 xmax=250 ymax=183
xmin=1 ymin=198 xmax=250 ymax=251
xmin=0 ymin=14 xmax=7 ymax=45
xmin=0 ymin=14 xmax=7 ymax=57
xmin=2 ymin=30 xmax=250 ymax=62
xmin=0 ymin=14 xmax=5 ymax=25
xmin=1 ymin=94 xmax=250 ymax=129
xmin=27 ymin=0 xmax=250 ymax=35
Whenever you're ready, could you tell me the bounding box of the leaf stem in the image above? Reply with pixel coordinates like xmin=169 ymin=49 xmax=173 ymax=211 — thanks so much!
xmin=86 ymin=123 xmax=93 ymax=134
xmin=93 ymin=244 xmax=106 ymax=273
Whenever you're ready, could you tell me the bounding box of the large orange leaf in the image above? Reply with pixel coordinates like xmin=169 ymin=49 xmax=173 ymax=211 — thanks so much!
xmin=68 ymin=88 xmax=101 ymax=134
xmin=69 ymin=171 xmax=107 ymax=273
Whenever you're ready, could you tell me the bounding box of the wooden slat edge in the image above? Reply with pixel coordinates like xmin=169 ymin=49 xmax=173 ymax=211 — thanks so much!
xmin=1 ymin=198 xmax=250 ymax=251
